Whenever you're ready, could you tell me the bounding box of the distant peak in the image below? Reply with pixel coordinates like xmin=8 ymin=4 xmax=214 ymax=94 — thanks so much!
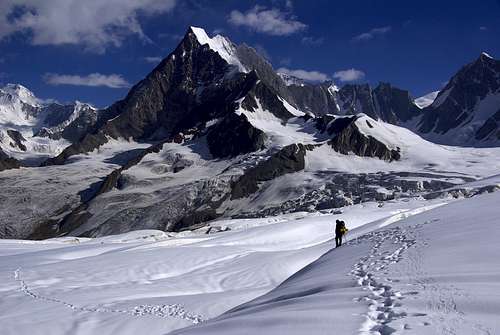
xmin=414 ymin=91 xmax=439 ymax=109
xmin=3 ymin=83 xmax=32 ymax=94
xmin=480 ymin=51 xmax=493 ymax=60
xmin=1 ymin=83 xmax=40 ymax=106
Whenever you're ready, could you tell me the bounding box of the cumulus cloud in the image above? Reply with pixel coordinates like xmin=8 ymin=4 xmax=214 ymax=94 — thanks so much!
xmin=144 ymin=56 xmax=163 ymax=63
xmin=228 ymin=5 xmax=307 ymax=36
xmin=277 ymin=67 xmax=330 ymax=82
xmin=353 ymin=26 xmax=391 ymax=41
xmin=333 ymin=68 xmax=365 ymax=82
xmin=0 ymin=0 xmax=176 ymax=53
xmin=44 ymin=73 xmax=130 ymax=88
xmin=301 ymin=36 xmax=324 ymax=46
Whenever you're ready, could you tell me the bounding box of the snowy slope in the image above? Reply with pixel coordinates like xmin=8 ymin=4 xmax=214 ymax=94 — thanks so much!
xmin=414 ymin=91 xmax=439 ymax=108
xmin=1 ymin=183 xmax=499 ymax=335
xmin=173 ymin=189 xmax=500 ymax=335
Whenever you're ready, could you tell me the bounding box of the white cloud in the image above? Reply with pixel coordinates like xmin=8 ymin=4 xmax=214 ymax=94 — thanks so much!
xmin=144 ymin=56 xmax=163 ymax=63
xmin=277 ymin=67 xmax=330 ymax=82
xmin=353 ymin=26 xmax=392 ymax=41
xmin=228 ymin=5 xmax=307 ymax=36
xmin=0 ymin=0 xmax=176 ymax=53
xmin=333 ymin=69 xmax=365 ymax=82
xmin=44 ymin=73 xmax=130 ymax=88
xmin=479 ymin=26 xmax=488 ymax=31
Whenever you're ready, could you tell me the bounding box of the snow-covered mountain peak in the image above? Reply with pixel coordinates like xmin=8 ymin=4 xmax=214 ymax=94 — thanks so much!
xmin=414 ymin=91 xmax=439 ymax=109
xmin=481 ymin=51 xmax=493 ymax=60
xmin=188 ymin=26 xmax=246 ymax=72
xmin=0 ymin=83 xmax=41 ymax=107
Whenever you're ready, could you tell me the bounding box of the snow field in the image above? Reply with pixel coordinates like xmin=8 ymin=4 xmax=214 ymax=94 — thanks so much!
xmin=0 ymin=196 xmax=456 ymax=335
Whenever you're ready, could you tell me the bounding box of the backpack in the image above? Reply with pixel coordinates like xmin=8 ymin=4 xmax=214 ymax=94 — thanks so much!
xmin=340 ymin=222 xmax=348 ymax=235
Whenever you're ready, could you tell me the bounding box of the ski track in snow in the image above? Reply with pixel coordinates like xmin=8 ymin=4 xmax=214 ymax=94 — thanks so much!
xmin=13 ymin=268 xmax=204 ymax=324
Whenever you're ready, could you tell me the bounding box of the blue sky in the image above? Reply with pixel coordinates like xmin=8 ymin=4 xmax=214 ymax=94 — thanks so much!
xmin=1 ymin=0 xmax=499 ymax=107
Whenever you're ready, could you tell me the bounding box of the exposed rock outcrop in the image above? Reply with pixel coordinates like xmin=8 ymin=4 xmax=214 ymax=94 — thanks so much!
xmin=328 ymin=116 xmax=401 ymax=161
xmin=0 ymin=148 xmax=21 ymax=171
xmin=207 ymin=113 xmax=266 ymax=158
xmin=231 ymin=143 xmax=312 ymax=199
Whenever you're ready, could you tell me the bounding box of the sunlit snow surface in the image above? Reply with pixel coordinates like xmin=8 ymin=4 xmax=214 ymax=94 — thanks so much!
xmin=1 ymin=185 xmax=500 ymax=335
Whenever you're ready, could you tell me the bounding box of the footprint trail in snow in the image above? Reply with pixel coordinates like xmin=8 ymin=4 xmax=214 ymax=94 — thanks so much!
xmin=348 ymin=224 xmax=424 ymax=334
xmin=13 ymin=268 xmax=204 ymax=324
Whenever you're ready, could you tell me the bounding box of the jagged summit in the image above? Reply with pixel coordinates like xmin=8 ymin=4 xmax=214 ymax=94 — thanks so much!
xmin=480 ymin=51 xmax=494 ymax=60
xmin=0 ymin=26 xmax=499 ymax=241
xmin=418 ymin=53 xmax=500 ymax=145
xmin=187 ymin=26 xmax=246 ymax=72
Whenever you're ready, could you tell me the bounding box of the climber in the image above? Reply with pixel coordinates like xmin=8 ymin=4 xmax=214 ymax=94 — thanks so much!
xmin=335 ymin=219 xmax=348 ymax=247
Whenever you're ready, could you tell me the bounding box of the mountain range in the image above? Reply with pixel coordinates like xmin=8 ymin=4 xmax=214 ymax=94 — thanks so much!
xmin=0 ymin=26 xmax=499 ymax=239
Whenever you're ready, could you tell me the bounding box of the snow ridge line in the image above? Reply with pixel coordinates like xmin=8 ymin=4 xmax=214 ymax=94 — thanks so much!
xmin=348 ymin=226 xmax=419 ymax=335
xmin=13 ymin=268 xmax=204 ymax=324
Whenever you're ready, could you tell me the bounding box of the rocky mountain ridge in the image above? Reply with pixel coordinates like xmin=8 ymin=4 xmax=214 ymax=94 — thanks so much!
xmin=0 ymin=83 xmax=96 ymax=168
xmin=0 ymin=27 xmax=499 ymax=239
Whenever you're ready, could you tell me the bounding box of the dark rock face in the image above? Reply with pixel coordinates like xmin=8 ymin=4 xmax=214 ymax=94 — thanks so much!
xmin=337 ymin=84 xmax=377 ymax=118
xmin=328 ymin=117 xmax=401 ymax=161
xmin=287 ymin=82 xmax=340 ymax=115
xmin=60 ymin=106 xmax=99 ymax=142
xmin=207 ymin=113 xmax=266 ymax=158
xmin=44 ymin=28 xmax=260 ymax=165
xmin=41 ymin=103 xmax=77 ymax=128
xmin=419 ymin=53 xmax=500 ymax=142
xmin=231 ymin=143 xmax=312 ymax=199
xmin=241 ymin=80 xmax=296 ymax=120
xmin=285 ymin=81 xmax=421 ymax=125
xmin=25 ymin=102 xmax=97 ymax=142
xmin=335 ymin=83 xmax=421 ymax=124
xmin=6 ymin=129 xmax=27 ymax=151
xmin=476 ymin=109 xmax=500 ymax=140
xmin=373 ymin=83 xmax=421 ymax=123
xmin=236 ymin=44 xmax=296 ymax=105
xmin=0 ymin=148 xmax=21 ymax=171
